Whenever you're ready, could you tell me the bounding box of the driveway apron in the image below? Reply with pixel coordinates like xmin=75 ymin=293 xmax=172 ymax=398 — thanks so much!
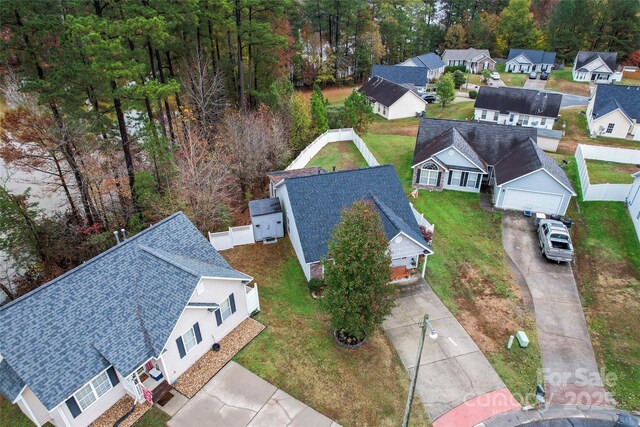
xmin=501 ymin=214 xmax=609 ymax=406
xmin=383 ymin=279 xmax=519 ymax=426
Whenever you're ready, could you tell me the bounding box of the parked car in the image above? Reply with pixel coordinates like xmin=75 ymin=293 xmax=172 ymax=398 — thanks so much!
xmin=528 ymin=71 xmax=537 ymax=79
xmin=422 ymin=93 xmax=436 ymax=103
xmin=537 ymin=219 xmax=574 ymax=263
xmin=540 ymin=71 xmax=549 ymax=80
xmin=490 ymin=71 xmax=500 ymax=80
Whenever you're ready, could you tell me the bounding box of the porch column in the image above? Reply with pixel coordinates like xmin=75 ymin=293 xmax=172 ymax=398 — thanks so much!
xmin=17 ymin=396 xmax=40 ymax=427
xmin=158 ymin=354 xmax=173 ymax=384
xmin=421 ymin=255 xmax=427 ymax=278
xmin=57 ymin=406 xmax=72 ymax=427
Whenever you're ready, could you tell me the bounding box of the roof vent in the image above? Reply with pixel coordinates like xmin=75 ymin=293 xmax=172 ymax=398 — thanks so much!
xmin=114 ymin=231 xmax=121 ymax=245
xmin=121 ymin=228 xmax=127 ymax=241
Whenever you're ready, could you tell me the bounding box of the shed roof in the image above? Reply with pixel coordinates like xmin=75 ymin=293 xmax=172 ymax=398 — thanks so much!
xmin=592 ymin=84 xmax=640 ymax=121
xmin=507 ymin=49 xmax=557 ymax=64
xmin=249 ymin=198 xmax=282 ymax=216
xmin=474 ymin=86 xmax=561 ymax=118
xmin=282 ymin=165 xmax=430 ymax=263
xmin=0 ymin=212 xmax=249 ymax=410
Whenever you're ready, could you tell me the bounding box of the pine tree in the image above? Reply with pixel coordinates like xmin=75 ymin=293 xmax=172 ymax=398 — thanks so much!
xmin=310 ymin=84 xmax=329 ymax=136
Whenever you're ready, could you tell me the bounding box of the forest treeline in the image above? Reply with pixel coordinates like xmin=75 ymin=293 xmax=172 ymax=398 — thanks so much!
xmin=0 ymin=0 xmax=638 ymax=300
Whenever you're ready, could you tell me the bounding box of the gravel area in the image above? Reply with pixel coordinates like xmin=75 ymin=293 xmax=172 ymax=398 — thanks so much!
xmin=89 ymin=396 xmax=151 ymax=427
xmin=174 ymin=318 xmax=265 ymax=397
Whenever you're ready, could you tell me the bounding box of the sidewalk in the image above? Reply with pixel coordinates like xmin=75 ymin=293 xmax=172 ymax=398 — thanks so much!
xmin=383 ymin=279 xmax=520 ymax=426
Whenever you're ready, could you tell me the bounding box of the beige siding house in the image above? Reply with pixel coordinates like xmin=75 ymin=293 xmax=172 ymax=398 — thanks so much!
xmin=586 ymin=84 xmax=640 ymax=140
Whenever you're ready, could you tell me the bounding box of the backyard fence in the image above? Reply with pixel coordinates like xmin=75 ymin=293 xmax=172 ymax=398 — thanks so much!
xmin=208 ymin=225 xmax=254 ymax=251
xmin=575 ymin=144 xmax=637 ymax=201
xmin=286 ymin=128 xmax=379 ymax=170
xmin=410 ymin=203 xmax=435 ymax=232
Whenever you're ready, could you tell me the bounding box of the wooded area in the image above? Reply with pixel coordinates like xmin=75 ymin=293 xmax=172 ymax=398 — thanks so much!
xmin=0 ymin=0 xmax=639 ymax=300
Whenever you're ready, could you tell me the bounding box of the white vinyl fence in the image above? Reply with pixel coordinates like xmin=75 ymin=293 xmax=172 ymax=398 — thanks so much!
xmin=286 ymin=128 xmax=379 ymax=170
xmin=575 ymin=144 xmax=637 ymax=201
xmin=410 ymin=203 xmax=435 ymax=232
xmin=208 ymin=225 xmax=255 ymax=251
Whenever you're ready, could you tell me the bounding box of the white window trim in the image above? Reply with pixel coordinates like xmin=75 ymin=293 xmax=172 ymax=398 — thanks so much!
xmin=467 ymin=173 xmax=478 ymax=188
xmin=420 ymin=163 xmax=439 ymax=186
xmin=220 ymin=297 xmax=233 ymax=321
xmin=541 ymin=118 xmax=546 ymax=126
xmin=481 ymin=110 xmax=487 ymax=119
xmin=493 ymin=111 xmax=499 ymax=121
xmin=451 ymin=171 xmax=462 ymax=186
xmin=74 ymin=369 xmax=113 ymax=412
xmin=182 ymin=327 xmax=198 ymax=355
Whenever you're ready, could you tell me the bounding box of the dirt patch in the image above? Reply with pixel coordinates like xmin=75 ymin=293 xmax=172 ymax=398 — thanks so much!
xmin=546 ymin=78 xmax=590 ymax=96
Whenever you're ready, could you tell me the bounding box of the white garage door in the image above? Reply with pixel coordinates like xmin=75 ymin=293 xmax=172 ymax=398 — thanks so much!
xmin=502 ymin=188 xmax=564 ymax=214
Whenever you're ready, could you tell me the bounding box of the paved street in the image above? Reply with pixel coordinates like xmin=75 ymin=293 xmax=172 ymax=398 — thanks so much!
xmin=168 ymin=362 xmax=339 ymax=427
xmin=383 ymin=279 xmax=520 ymax=426
xmin=501 ymin=215 xmax=609 ymax=406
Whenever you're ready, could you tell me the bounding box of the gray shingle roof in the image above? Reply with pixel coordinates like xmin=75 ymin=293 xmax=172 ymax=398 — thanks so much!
xmin=0 ymin=212 xmax=249 ymax=410
xmin=267 ymin=167 xmax=325 ymax=184
xmin=403 ymin=53 xmax=445 ymax=70
xmin=249 ymin=198 xmax=282 ymax=216
xmin=413 ymin=119 xmax=574 ymax=191
xmin=592 ymin=84 xmax=640 ymax=121
xmin=507 ymin=49 xmax=556 ymax=64
xmin=413 ymin=128 xmax=487 ymax=173
xmin=575 ymin=51 xmax=617 ymax=72
xmin=474 ymin=87 xmax=561 ymax=118
xmin=359 ymin=76 xmax=422 ymax=107
xmin=282 ymin=165 xmax=430 ymax=263
xmin=0 ymin=360 xmax=24 ymax=402
xmin=442 ymin=48 xmax=493 ymax=62
xmin=371 ymin=65 xmax=429 ymax=87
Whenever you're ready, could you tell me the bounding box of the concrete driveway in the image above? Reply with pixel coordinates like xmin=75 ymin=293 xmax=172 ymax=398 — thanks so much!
xmin=383 ymin=280 xmax=519 ymax=424
xmin=524 ymin=76 xmax=547 ymax=90
xmin=168 ymin=362 xmax=338 ymax=427
xmin=501 ymin=215 xmax=609 ymax=405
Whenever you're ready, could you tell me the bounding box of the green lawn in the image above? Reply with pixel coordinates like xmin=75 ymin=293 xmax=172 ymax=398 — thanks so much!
xmin=305 ymin=140 xmax=368 ymax=171
xmin=545 ymin=69 xmax=590 ymax=96
xmin=0 ymin=397 xmax=37 ymax=427
xmin=132 ymin=407 xmax=170 ymax=427
xmin=494 ymin=64 xmax=527 ymax=87
xmin=551 ymin=153 xmax=640 ymax=410
xmin=225 ymin=241 xmax=430 ymax=426
xmin=426 ymin=101 xmax=475 ymax=121
xmin=585 ymin=159 xmax=638 ymax=184
xmin=364 ymin=133 xmax=542 ymax=404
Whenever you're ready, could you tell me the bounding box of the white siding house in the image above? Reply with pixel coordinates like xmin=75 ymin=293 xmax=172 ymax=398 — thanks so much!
xmin=360 ymin=76 xmax=426 ymax=120
xmin=505 ymin=49 xmax=556 ymax=74
xmin=627 ymin=172 xmax=640 ymax=241
xmin=572 ymin=51 xmax=618 ymax=82
xmin=586 ymin=84 xmax=640 ymax=140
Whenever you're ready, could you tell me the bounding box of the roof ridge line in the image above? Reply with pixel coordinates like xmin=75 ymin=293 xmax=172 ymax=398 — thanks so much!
xmin=283 ymin=164 xmax=391 ymax=182
xmin=0 ymin=211 xmax=187 ymax=312
xmin=138 ymin=246 xmax=201 ymax=278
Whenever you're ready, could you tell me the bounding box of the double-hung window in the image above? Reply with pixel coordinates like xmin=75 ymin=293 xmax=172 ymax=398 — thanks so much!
xmin=481 ymin=110 xmax=487 ymax=120
xmin=606 ymin=123 xmax=615 ymax=134
xmin=419 ymin=163 xmax=439 ymax=186
xmin=522 ymin=115 xmax=529 ymax=126
xmin=541 ymin=118 xmax=546 ymax=127
xmin=450 ymin=171 xmax=462 ymax=186
xmin=182 ymin=327 xmax=197 ymax=354
xmin=467 ymin=173 xmax=478 ymax=188
xmin=220 ymin=297 xmax=233 ymax=321
xmin=75 ymin=371 xmax=112 ymax=411
xmin=493 ymin=111 xmax=499 ymax=121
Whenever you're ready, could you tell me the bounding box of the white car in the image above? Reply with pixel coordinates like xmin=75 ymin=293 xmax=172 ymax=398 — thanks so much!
xmin=490 ymin=71 xmax=500 ymax=80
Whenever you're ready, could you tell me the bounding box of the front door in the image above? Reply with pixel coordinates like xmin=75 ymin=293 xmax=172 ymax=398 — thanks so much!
xmin=591 ymin=73 xmax=597 ymax=81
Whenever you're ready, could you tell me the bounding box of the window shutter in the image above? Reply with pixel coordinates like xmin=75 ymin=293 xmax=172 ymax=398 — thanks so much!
xmin=193 ymin=322 xmax=202 ymax=344
xmin=215 ymin=309 xmax=223 ymax=326
xmin=107 ymin=367 xmax=119 ymax=387
xmin=437 ymin=172 xmax=442 ymax=187
xmin=176 ymin=336 xmax=186 ymax=359
xmin=416 ymin=168 xmax=421 ymax=184
xmin=447 ymin=171 xmax=452 ymax=185
xmin=229 ymin=293 xmax=236 ymax=314
xmin=461 ymin=172 xmax=468 ymax=187
xmin=65 ymin=397 xmax=82 ymax=418
xmin=476 ymin=174 xmax=481 ymax=188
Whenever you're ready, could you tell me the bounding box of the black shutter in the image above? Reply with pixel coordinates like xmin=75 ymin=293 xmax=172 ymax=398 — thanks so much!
xmin=229 ymin=293 xmax=236 ymax=314
xmin=447 ymin=171 xmax=452 ymax=185
xmin=437 ymin=171 xmax=443 ymax=187
xmin=461 ymin=172 xmax=469 ymax=187
xmin=215 ymin=309 xmax=223 ymax=326
xmin=65 ymin=397 xmax=82 ymax=418
xmin=193 ymin=322 xmax=202 ymax=344
xmin=416 ymin=168 xmax=421 ymax=184
xmin=476 ymin=174 xmax=481 ymax=188
xmin=107 ymin=367 xmax=119 ymax=387
xmin=176 ymin=336 xmax=186 ymax=359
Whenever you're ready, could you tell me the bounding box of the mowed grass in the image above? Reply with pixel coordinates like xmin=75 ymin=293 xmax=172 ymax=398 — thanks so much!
xmin=298 ymin=86 xmax=355 ymax=105
xmin=364 ymin=133 xmax=542 ymax=404
xmin=545 ymin=69 xmax=590 ymax=96
xmin=132 ymin=407 xmax=170 ymax=427
xmin=225 ymin=240 xmax=430 ymax=426
xmin=494 ymin=64 xmax=527 ymax=87
xmin=0 ymin=397 xmax=39 ymax=427
xmin=305 ymin=140 xmax=368 ymax=171
xmin=585 ymin=159 xmax=638 ymax=184
xmin=551 ymin=153 xmax=640 ymax=409
xmin=369 ymin=116 xmax=421 ymax=137
xmin=426 ymin=101 xmax=475 ymax=121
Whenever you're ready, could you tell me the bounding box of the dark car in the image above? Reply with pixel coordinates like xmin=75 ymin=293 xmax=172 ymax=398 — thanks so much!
xmin=540 ymin=71 xmax=549 ymax=80
xmin=422 ymin=93 xmax=436 ymax=103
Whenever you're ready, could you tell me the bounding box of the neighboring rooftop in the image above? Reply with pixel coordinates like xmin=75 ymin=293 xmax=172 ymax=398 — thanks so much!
xmin=267 ymin=167 xmax=326 ymax=184
xmin=574 ymin=51 xmax=617 ymax=72
xmin=0 ymin=212 xmax=250 ymax=410
xmin=507 ymin=49 xmax=557 ymax=64
xmin=442 ymin=48 xmax=492 ymax=62
xmin=281 ymin=165 xmax=430 ymax=263
xmin=413 ymin=119 xmax=574 ymax=191
xmin=591 ymin=84 xmax=640 ymax=121
xmin=359 ymin=76 xmax=422 ymax=107
xmin=370 ymin=65 xmax=429 ymax=88
xmin=474 ymin=86 xmax=562 ymax=118
xmin=249 ymin=197 xmax=282 ymax=216
xmin=400 ymin=52 xmax=445 ymax=70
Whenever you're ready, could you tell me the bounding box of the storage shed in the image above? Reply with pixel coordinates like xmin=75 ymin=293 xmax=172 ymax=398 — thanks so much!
xmin=249 ymin=198 xmax=284 ymax=242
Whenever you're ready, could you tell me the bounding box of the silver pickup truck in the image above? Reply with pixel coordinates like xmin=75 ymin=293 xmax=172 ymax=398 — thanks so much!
xmin=537 ymin=219 xmax=574 ymax=263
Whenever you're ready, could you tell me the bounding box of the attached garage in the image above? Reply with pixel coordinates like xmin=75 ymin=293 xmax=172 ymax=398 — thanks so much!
xmin=501 ymin=188 xmax=564 ymax=213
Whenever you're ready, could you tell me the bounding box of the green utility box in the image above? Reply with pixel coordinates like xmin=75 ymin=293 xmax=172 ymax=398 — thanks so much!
xmin=516 ymin=331 xmax=529 ymax=348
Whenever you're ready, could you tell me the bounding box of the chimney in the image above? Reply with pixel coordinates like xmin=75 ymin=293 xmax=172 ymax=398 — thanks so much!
xmin=332 ymin=165 xmax=336 ymax=172
xmin=114 ymin=231 xmax=121 ymax=245
xmin=121 ymin=228 xmax=127 ymax=241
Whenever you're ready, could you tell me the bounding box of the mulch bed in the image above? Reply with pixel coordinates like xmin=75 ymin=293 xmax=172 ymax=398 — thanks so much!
xmin=88 ymin=396 xmax=151 ymax=427
xmin=173 ymin=317 xmax=265 ymax=397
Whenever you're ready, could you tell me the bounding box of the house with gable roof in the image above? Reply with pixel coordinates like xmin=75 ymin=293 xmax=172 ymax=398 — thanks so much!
xmin=505 ymin=49 xmax=556 ymax=73
xmin=0 ymin=212 xmax=260 ymax=427
xmin=396 ymin=52 xmax=445 ymax=80
xmin=271 ymin=165 xmax=433 ymax=281
xmin=572 ymin=51 xmax=619 ymax=82
xmin=359 ymin=76 xmax=427 ymax=120
xmin=586 ymin=84 xmax=640 ymax=140
xmin=411 ymin=119 xmax=576 ymax=215
xmin=441 ymin=48 xmax=495 ymax=74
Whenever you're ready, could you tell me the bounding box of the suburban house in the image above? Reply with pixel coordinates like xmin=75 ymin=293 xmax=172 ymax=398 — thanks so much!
xmin=0 ymin=212 xmax=260 ymax=427
xmin=586 ymin=84 xmax=640 ymax=140
xmin=412 ymin=119 xmax=576 ymax=215
xmin=371 ymin=65 xmax=431 ymax=92
xmin=473 ymin=86 xmax=562 ymax=130
xmin=627 ymin=172 xmax=640 ymax=240
xmin=572 ymin=51 xmax=619 ymax=82
xmin=396 ymin=52 xmax=445 ymax=80
xmin=505 ymin=49 xmax=556 ymax=73
xmin=441 ymin=48 xmax=495 ymax=73
xmin=359 ymin=76 xmax=426 ymax=120
xmin=272 ymin=165 xmax=433 ymax=281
